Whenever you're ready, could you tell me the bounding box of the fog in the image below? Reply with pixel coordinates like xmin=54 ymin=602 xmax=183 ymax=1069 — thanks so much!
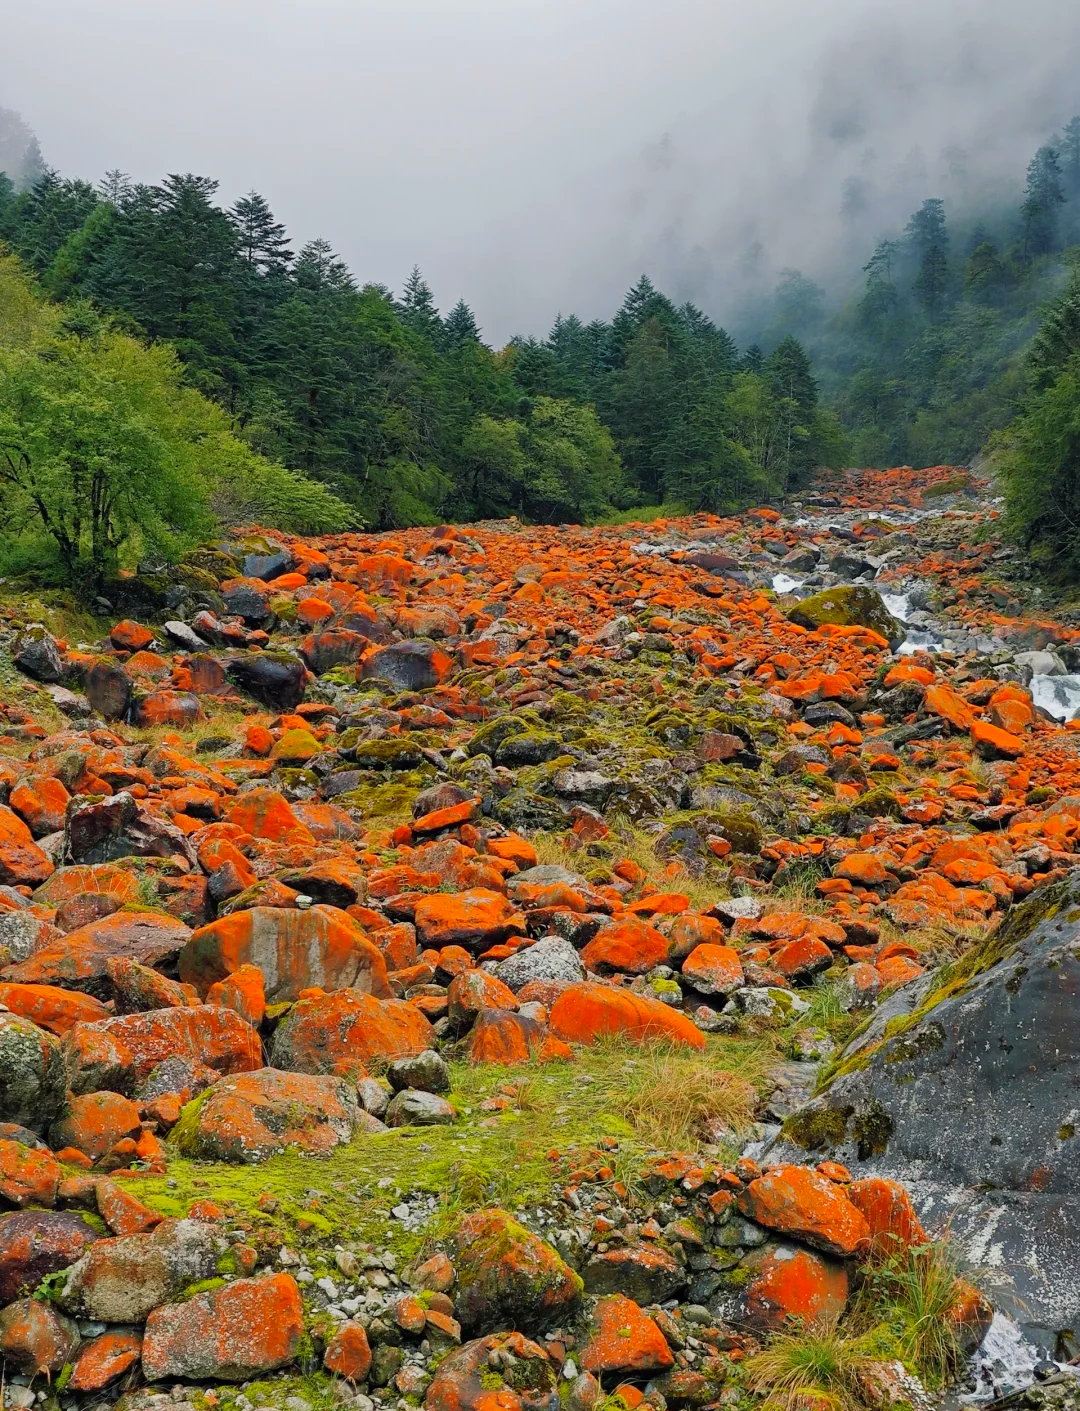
xmin=3 ymin=0 xmax=1080 ymax=341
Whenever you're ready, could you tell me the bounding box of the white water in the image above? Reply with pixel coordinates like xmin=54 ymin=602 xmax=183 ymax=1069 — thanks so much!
xmin=898 ymin=628 xmax=944 ymax=655
xmin=961 ymin=1312 xmax=1077 ymax=1403
xmin=881 ymin=592 xmax=911 ymax=622
xmin=771 ymin=573 xmax=805 ymax=594
xmin=1031 ymin=672 xmax=1080 ymax=722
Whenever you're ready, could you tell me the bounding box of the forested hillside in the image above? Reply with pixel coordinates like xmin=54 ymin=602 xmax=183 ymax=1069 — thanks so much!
xmin=4 ymin=101 xmax=1080 ymax=574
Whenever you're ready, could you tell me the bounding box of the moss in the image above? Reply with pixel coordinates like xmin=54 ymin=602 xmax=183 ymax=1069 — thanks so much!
xmin=352 ymin=739 xmax=425 ymax=769
xmin=786 ymin=585 xmax=899 ymax=639
xmin=851 ymin=1100 xmax=894 ymax=1159
xmin=921 ymin=473 xmax=970 ymax=498
xmin=782 ymin=1103 xmax=852 ymax=1150
xmin=856 ymin=788 xmax=902 ymax=819
xmin=181 ymin=1277 xmax=227 ymax=1299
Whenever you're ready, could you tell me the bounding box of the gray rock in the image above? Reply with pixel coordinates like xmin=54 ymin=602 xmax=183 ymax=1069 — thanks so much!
xmin=709 ymin=895 xmax=763 ymax=924
xmin=384 ymin=1089 xmax=455 ymax=1127
xmin=59 ymin=1219 xmax=217 ymax=1323
xmin=494 ymin=936 xmax=585 ymax=993
xmin=42 ymin=684 xmax=91 ymax=718
xmin=13 ymin=627 xmax=63 ymax=683
xmin=1014 ymin=649 xmax=1067 ymax=679
xmin=163 ymin=621 xmax=208 ymax=651
xmin=583 ymin=1245 xmax=686 ymax=1302
xmin=0 ymin=1013 xmax=68 ymax=1131
xmin=767 ymin=874 xmax=1080 ymax=1347
xmin=357 ymin=1077 xmax=390 ymax=1117
xmin=65 ymin=790 xmax=196 ymax=868
xmin=387 ymin=1050 xmax=451 ymax=1095
xmin=0 ymin=910 xmax=53 ymax=964
xmin=552 ymin=769 xmax=614 ymax=807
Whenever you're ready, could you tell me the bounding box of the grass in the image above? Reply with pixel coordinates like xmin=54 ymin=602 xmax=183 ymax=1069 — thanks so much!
xmin=532 ymin=823 xmax=735 ymax=913
xmin=125 ymin=1035 xmax=776 ymax=1269
xmin=591 ymin=501 xmax=691 ymax=527
xmin=855 ymin=1241 xmax=968 ymax=1389
xmin=743 ymin=1320 xmax=880 ymax=1411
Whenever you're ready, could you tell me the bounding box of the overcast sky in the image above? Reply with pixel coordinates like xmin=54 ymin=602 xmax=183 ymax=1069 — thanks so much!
xmin=4 ymin=0 xmax=1080 ymax=340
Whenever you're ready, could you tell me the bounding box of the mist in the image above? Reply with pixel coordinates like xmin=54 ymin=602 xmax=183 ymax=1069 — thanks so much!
xmin=3 ymin=0 xmax=1080 ymax=342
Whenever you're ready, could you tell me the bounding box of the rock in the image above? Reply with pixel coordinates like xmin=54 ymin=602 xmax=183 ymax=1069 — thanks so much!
xmin=141 ymin=1272 xmax=304 ymax=1381
xmin=583 ymin=1245 xmax=687 ymax=1303
xmin=69 ymin=1328 xmax=143 ymax=1391
xmin=580 ymin=1294 xmax=673 ymax=1375
xmin=66 ymin=791 xmax=195 ymax=867
xmin=0 ymin=1297 xmax=80 ymax=1375
xmin=13 ymin=626 xmax=63 ymax=683
xmin=580 ymin=916 xmax=671 ymax=975
xmin=0 ymin=806 xmax=54 ymax=887
xmin=2 ymin=910 xmax=191 ymax=998
xmin=227 ymin=651 xmax=307 ymax=709
xmin=447 ymin=968 xmax=518 ymax=1025
xmin=59 ymin=1218 xmax=217 ymax=1323
xmin=424 ymin=1331 xmax=558 ymax=1411
xmin=385 ymin=1090 xmax=455 ymax=1127
xmin=173 ymin=1068 xmax=362 ymax=1162
xmin=681 ymin=943 xmax=745 ymax=996
xmin=467 ymin=1009 xmax=571 ymax=1066
xmin=49 ymin=1091 xmax=142 ymax=1162
xmin=449 ymin=1208 xmax=582 ymax=1333
xmin=0 ymin=1210 xmax=98 ymax=1301
xmin=737 ymin=1165 xmax=870 ymax=1257
xmin=740 ymin=1243 xmax=849 ymax=1331
xmin=361 ymin=641 xmax=454 ymax=691
xmin=786 ymin=585 xmax=900 ymax=641
xmin=846 ymin=1177 xmax=927 ymax=1256
xmin=413 ymin=889 xmax=527 ymax=951
xmin=774 ymin=875 xmax=1080 ymax=1340
xmin=180 ymin=905 xmax=390 ymax=1002
xmin=388 ymin=1049 xmax=451 ymax=1094
xmin=0 ymin=1013 xmax=68 ymax=1130
xmin=324 ymin=1320 xmax=372 ymax=1381
xmin=63 ymin=1023 xmax=136 ymax=1096
xmin=271 ymin=989 xmax=435 ymax=1077
xmin=0 ymin=981 xmax=109 ymax=1035
xmin=549 ymin=982 xmax=705 ymax=1049
xmin=86 ymin=657 xmax=133 ymax=720
xmin=493 ymin=936 xmax=585 ymax=992
xmin=91 ymin=1004 xmax=262 ymax=1082
xmin=0 ymin=1140 xmax=61 ymax=1207
xmin=163 ymin=620 xmax=208 ymax=650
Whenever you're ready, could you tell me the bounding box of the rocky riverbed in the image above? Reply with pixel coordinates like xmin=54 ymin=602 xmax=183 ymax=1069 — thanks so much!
xmin=0 ymin=465 xmax=1078 ymax=1411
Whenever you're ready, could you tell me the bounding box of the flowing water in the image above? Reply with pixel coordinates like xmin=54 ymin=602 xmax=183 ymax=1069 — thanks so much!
xmin=958 ymin=1312 xmax=1078 ymax=1404
xmin=1030 ymin=673 xmax=1080 ymax=722
xmin=771 ymin=572 xmax=805 ymax=594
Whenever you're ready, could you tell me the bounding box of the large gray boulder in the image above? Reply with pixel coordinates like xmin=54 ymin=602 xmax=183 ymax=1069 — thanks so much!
xmin=767 ymin=877 xmax=1080 ymax=1349
xmin=494 ymin=936 xmax=585 ymax=993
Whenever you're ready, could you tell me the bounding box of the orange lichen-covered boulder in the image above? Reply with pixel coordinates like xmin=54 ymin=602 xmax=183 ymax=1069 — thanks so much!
xmin=69 ymin=1328 xmax=143 ymax=1391
xmin=180 ymin=905 xmax=390 ymax=1002
xmin=580 ymin=916 xmax=671 ymax=975
xmin=49 ymin=1091 xmax=142 ymax=1163
xmin=0 ymin=1210 xmax=98 ymax=1303
xmin=9 ymin=775 xmax=71 ymax=838
xmin=271 ymin=988 xmax=435 ymax=1077
xmin=323 ymin=1320 xmax=372 ymax=1381
xmin=2 ymin=910 xmax=191 ymax=998
xmin=0 ymin=805 xmax=53 ymax=887
xmin=90 ymin=1005 xmax=262 ymax=1082
xmin=680 ymin=943 xmax=745 ymax=996
xmin=413 ymin=890 xmax=527 ymax=951
xmin=742 ymin=1244 xmax=850 ymax=1331
xmin=0 ymin=1296 xmax=80 ymax=1375
xmin=173 ymin=1068 xmax=361 ymax=1163
xmin=738 ymin=1165 xmax=870 ymax=1258
xmin=0 ymin=982 xmax=108 ymax=1036
xmin=141 ymin=1271 xmax=304 ymax=1381
xmin=0 ymin=1141 xmax=62 ymax=1209
xmin=224 ymin=788 xmax=315 ymax=846
xmin=424 ymin=1331 xmax=557 ymax=1411
xmin=467 ymin=1010 xmax=572 ymax=1066
xmin=970 ymin=719 xmax=1026 ymax=760
xmin=449 ymin=1208 xmax=582 ymax=1333
xmin=448 ymin=968 xmax=518 ymax=1025
xmin=846 ymin=1177 xmax=927 ymax=1255
xmin=206 ymin=963 xmax=267 ymax=1026
xmin=580 ymin=1294 xmax=674 ymax=1375
xmin=549 ymin=983 xmax=705 ymax=1049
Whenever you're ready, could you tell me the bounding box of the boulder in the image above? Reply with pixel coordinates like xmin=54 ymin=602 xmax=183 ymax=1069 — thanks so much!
xmin=449 ymin=1208 xmax=582 ymax=1333
xmin=0 ymin=1210 xmax=98 ymax=1302
xmin=413 ymin=890 xmax=527 ymax=951
xmin=69 ymin=1329 xmax=143 ymax=1391
xmin=739 ymin=1243 xmax=849 ymax=1332
xmin=227 ymin=652 xmax=306 ymax=709
xmin=771 ymin=875 xmax=1080 ymax=1343
xmin=424 ymin=1332 xmax=559 ymax=1411
xmin=141 ymin=1272 xmax=304 ymax=1381
xmin=0 ymin=806 xmax=54 ymax=887
xmin=0 ymin=1140 xmax=62 ymax=1207
xmin=737 ymin=1165 xmax=870 ymax=1257
xmin=493 ymin=936 xmax=585 ymax=992
xmin=270 ymin=988 xmax=435 ymax=1077
xmin=59 ymin=1218 xmax=217 ymax=1323
xmin=0 ymin=1297 xmax=80 ymax=1375
xmin=49 ymin=1091 xmax=142 ymax=1162
xmin=580 ymin=1294 xmax=673 ymax=1375
xmin=385 ymin=1090 xmax=456 ymax=1127
xmin=1 ymin=910 xmax=191 ymax=998
xmin=180 ymin=905 xmax=390 ymax=1003
xmin=549 ymin=982 xmax=705 ymax=1049
xmin=786 ymin=585 xmax=900 ymax=641
xmin=173 ymin=1068 xmax=362 ymax=1162
xmin=0 ymin=1013 xmax=68 ymax=1131
xmin=90 ymin=1005 xmax=262 ymax=1082
xmin=66 ymin=791 xmax=195 ymax=866
xmin=13 ymin=627 xmax=63 ymax=683
xmin=583 ymin=1244 xmax=687 ymax=1303
xmin=361 ymin=640 xmax=454 ymax=691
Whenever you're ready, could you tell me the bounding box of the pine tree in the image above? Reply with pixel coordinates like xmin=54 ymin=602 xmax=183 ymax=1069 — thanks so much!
xmin=739 ymin=345 xmax=765 ymax=374
xmin=1022 ymin=146 xmax=1066 ymax=258
xmin=98 ymin=170 xmax=132 ymax=206
xmin=913 ymin=244 xmax=949 ymax=321
xmin=295 ymin=238 xmax=355 ymax=292
xmin=443 ymin=299 xmax=481 ymax=349
xmin=399 ymin=265 xmax=441 ymax=340
xmin=904 ymin=199 xmax=948 ymax=259
xmin=1060 ymin=117 xmax=1080 ymax=198
xmin=230 ymin=191 xmax=292 ymax=276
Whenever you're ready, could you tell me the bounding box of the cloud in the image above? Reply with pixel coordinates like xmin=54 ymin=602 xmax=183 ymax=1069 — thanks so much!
xmin=2 ymin=0 xmax=1079 ymax=339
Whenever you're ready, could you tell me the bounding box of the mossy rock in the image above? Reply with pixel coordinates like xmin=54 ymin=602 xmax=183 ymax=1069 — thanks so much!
xmin=921 ymin=473 xmax=970 ymax=499
xmin=467 ymin=716 xmax=530 ymax=758
xmin=183 ymin=546 xmax=239 ymax=582
xmin=495 ymin=731 xmax=563 ymax=766
xmin=352 ymin=740 xmax=426 ymax=770
xmin=853 ymin=787 xmax=901 ymax=819
xmin=786 ymin=585 xmax=900 ymax=641
xmin=707 ymin=809 xmax=762 ymax=854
